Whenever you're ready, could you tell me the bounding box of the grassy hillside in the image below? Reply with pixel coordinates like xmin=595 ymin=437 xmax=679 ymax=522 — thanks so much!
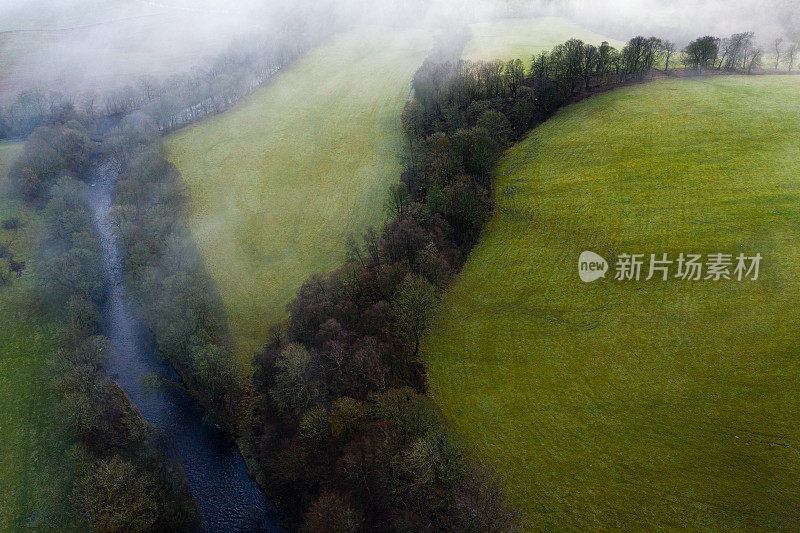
xmin=423 ymin=76 xmax=800 ymax=530
xmin=166 ymin=27 xmax=431 ymax=368
xmin=463 ymin=17 xmax=624 ymax=61
xmin=0 ymin=142 xmax=76 ymax=529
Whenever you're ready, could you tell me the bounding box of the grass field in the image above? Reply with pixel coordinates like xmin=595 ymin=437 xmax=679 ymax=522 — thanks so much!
xmin=166 ymin=27 xmax=431 ymax=368
xmin=422 ymin=75 xmax=800 ymax=530
xmin=463 ymin=17 xmax=623 ymax=62
xmin=0 ymin=142 xmax=77 ymax=529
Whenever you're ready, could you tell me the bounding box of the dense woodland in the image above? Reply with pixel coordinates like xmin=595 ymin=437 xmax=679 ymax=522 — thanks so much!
xmin=1 ymin=22 xmax=782 ymax=532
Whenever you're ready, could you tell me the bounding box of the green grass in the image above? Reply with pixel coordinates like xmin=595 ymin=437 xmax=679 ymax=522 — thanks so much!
xmin=166 ymin=27 xmax=431 ymax=369
xmin=0 ymin=142 xmax=77 ymax=529
xmin=463 ymin=17 xmax=623 ymax=62
xmin=423 ymin=75 xmax=800 ymax=531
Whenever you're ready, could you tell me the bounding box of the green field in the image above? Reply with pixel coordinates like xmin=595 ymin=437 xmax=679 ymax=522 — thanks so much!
xmin=423 ymin=76 xmax=800 ymax=530
xmin=166 ymin=27 xmax=431 ymax=367
xmin=463 ymin=17 xmax=623 ymax=61
xmin=0 ymin=142 xmax=76 ymax=529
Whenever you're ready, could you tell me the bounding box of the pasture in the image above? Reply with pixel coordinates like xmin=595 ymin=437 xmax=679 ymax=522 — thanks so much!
xmin=0 ymin=142 xmax=75 ymax=529
xmin=423 ymin=76 xmax=800 ymax=530
xmin=463 ymin=17 xmax=623 ymax=61
xmin=166 ymin=27 xmax=432 ymax=368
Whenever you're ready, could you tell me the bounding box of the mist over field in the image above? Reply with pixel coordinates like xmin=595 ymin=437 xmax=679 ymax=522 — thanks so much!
xmin=0 ymin=0 xmax=314 ymax=102
xmin=0 ymin=0 xmax=796 ymax=104
xmin=560 ymin=0 xmax=798 ymax=43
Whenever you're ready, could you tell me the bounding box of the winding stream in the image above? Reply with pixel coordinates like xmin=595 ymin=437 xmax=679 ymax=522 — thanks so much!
xmin=86 ymin=161 xmax=278 ymax=532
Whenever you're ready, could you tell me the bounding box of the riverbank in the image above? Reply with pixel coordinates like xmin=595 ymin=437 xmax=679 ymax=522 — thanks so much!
xmin=87 ymin=159 xmax=278 ymax=531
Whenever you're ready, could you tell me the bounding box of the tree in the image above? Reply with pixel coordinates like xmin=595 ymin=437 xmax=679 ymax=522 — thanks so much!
xmin=775 ymin=37 xmax=784 ymax=68
xmin=300 ymin=492 xmax=362 ymax=533
xmin=475 ymin=109 xmax=511 ymax=146
xmin=299 ymin=406 xmax=328 ymax=449
xmin=75 ymin=456 xmax=160 ymax=532
xmin=452 ymin=464 xmax=521 ymax=532
xmin=17 ymin=167 xmax=42 ymax=200
xmin=269 ymin=343 xmax=325 ymax=416
xmin=191 ymin=341 xmax=238 ymax=418
xmin=80 ymin=90 xmax=100 ymax=119
xmin=620 ymin=36 xmax=654 ymax=80
xmin=386 ymin=182 xmax=409 ymax=215
xmin=582 ymin=44 xmax=599 ymax=90
xmin=66 ymin=295 xmax=99 ymax=347
xmin=560 ymin=38 xmax=586 ymax=92
xmin=327 ymin=397 xmax=365 ymax=439
xmin=393 ymin=274 xmax=436 ymax=373
xmin=529 ymin=51 xmax=549 ymax=82
xmin=510 ymin=86 xmax=537 ymax=132
xmin=644 ymin=37 xmax=662 ymax=71
xmin=661 ymin=40 xmax=676 ymax=72
xmin=400 ymin=99 xmax=426 ymax=141
xmin=596 ymin=42 xmax=615 ymax=82
xmin=450 ymin=127 xmax=498 ymax=185
xmin=719 ymin=32 xmax=754 ymax=71
xmin=684 ymin=36 xmax=720 ymax=72
xmin=747 ymin=46 xmax=763 ymax=73
xmin=429 ymin=175 xmax=489 ymax=246
xmin=504 ymin=58 xmax=525 ymax=94
xmin=787 ymin=42 xmax=799 ymax=70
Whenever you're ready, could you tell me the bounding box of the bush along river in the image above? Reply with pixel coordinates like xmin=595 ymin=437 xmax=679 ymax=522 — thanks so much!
xmin=86 ymin=160 xmax=278 ymax=532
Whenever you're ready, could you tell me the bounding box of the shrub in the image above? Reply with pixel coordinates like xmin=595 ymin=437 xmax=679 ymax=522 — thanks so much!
xmin=1 ymin=217 xmax=20 ymax=230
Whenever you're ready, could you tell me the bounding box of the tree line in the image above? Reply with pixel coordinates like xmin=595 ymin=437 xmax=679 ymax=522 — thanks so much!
xmin=105 ymin=113 xmax=242 ymax=431
xmin=5 ymin=121 xmax=202 ymax=530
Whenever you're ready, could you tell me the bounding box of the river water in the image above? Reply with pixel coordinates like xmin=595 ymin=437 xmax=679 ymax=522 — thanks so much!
xmin=86 ymin=162 xmax=278 ymax=532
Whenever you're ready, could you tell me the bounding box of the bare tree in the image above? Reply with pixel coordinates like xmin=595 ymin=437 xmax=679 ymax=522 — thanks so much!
xmin=775 ymin=37 xmax=784 ymax=69
xmin=80 ymin=91 xmax=99 ymax=119
xmin=788 ymin=42 xmax=799 ymax=70
xmin=721 ymin=32 xmax=754 ymax=71
xmin=748 ymin=47 xmax=764 ymax=74
xmin=661 ymin=40 xmax=676 ymax=72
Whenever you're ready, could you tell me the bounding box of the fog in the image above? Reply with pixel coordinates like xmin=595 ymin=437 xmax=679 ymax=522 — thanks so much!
xmin=0 ymin=0 xmax=310 ymax=102
xmin=0 ymin=0 xmax=797 ymax=104
xmin=556 ymin=0 xmax=799 ymax=44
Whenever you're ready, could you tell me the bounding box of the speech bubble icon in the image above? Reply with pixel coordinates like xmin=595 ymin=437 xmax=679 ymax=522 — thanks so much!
xmin=578 ymin=251 xmax=608 ymax=282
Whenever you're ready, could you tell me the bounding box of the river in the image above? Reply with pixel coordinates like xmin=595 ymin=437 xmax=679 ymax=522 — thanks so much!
xmin=86 ymin=161 xmax=279 ymax=532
